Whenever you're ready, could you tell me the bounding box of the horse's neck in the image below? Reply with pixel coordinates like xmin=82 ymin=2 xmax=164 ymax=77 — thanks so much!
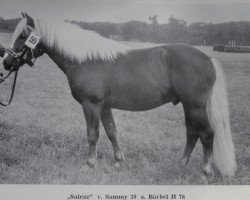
xmin=35 ymin=21 xmax=73 ymax=74
xmin=42 ymin=43 xmax=73 ymax=74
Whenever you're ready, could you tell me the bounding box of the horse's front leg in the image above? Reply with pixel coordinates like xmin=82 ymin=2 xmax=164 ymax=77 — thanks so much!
xmin=82 ymin=99 xmax=102 ymax=167
xmin=101 ymin=107 xmax=125 ymax=169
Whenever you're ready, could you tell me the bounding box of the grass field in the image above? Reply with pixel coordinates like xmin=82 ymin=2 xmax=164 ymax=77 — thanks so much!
xmin=0 ymin=33 xmax=249 ymax=185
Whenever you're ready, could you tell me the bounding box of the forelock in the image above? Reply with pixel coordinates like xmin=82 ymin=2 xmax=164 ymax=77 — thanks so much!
xmin=3 ymin=18 xmax=28 ymax=59
xmin=10 ymin=18 xmax=28 ymax=48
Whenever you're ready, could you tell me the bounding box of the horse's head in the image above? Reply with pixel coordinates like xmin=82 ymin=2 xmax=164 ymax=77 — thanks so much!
xmin=3 ymin=12 xmax=43 ymax=71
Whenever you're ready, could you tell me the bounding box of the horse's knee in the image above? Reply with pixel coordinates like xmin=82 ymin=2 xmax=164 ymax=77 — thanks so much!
xmin=87 ymin=130 xmax=99 ymax=145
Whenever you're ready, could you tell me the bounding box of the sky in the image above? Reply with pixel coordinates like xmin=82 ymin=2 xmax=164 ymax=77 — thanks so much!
xmin=0 ymin=0 xmax=250 ymax=24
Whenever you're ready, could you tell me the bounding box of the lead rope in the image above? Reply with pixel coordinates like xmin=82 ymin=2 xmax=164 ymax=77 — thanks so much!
xmin=0 ymin=57 xmax=38 ymax=106
xmin=0 ymin=70 xmax=18 ymax=106
xmin=0 ymin=46 xmax=38 ymax=106
xmin=0 ymin=47 xmax=22 ymax=106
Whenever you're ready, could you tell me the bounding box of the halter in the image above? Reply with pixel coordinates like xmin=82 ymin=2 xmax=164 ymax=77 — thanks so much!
xmin=4 ymin=46 xmax=37 ymax=70
xmin=5 ymin=25 xmax=40 ymax=70
xmin=0 ymin=28 xmax=41 ymax=106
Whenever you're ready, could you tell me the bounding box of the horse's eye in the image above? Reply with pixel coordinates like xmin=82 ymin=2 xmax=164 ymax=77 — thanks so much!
xmin=19 ymin=34 xmax=27 ymax=39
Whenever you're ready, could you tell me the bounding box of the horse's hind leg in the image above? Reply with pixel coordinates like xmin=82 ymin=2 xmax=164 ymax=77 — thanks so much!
xmin=82 ymin=100 xmax=102 ymax=167
xmin=181 ymin=106 xmax=199 ymax=165
xmin=101 ymin=107 xmax=125 ymax=168
xmin=182 ymin=103 xmax=214 ymax=179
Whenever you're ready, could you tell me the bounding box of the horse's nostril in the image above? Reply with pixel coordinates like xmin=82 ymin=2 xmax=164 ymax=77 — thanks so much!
xmin=3 ymin=60 xmax=11 ymax=70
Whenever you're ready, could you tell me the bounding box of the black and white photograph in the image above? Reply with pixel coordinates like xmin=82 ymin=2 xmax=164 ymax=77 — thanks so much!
xmin=0 ymin=0 xmax=249 ymax=199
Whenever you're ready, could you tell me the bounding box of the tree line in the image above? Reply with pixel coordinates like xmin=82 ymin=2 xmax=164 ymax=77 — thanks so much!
xmin=0 ymin=17 xmax=20 ymax=32
xmin=1 ymin=16 xmax=250 ymax=45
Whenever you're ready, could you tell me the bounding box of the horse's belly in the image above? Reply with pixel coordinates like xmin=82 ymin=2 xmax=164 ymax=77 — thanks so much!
xmin=106 ymin=87 xmax=174 ymax=111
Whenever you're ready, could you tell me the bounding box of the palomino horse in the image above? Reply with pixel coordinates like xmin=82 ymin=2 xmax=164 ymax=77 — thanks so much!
xmin=3 ymin=13 xmax=237 ymax=181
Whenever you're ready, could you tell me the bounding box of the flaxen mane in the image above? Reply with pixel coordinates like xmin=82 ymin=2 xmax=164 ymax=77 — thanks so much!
xmin=33 ymin=19 xmax=130 ymax=63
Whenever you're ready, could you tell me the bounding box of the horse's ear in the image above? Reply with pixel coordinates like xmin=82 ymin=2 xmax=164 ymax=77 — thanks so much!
xmin=21 ymin=12 xmax=25 ymax=18
xmin=24 ymin=12 xmax=35 ymax=28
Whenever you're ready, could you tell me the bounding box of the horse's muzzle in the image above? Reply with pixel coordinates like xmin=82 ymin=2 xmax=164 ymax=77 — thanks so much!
xmin=3 ymin=59 xmax=12 ymax=70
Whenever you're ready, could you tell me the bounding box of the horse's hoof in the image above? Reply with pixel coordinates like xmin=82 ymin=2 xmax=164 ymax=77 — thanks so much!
xmin=115 ymin=152 xmax=125 ymax=162
xmin=202 ymin=165 xmax=214 ymax=176
xmin=86 ymin=158 xmax=96 ymax=168
xmin=200 ymin=174 xmax=210 ymax=184
xmin=114 ymin=161 xmax=122 ymax=170
xmin=202 ymin=168 xmax=214 ymax=184
xmin=114 ymin=152 xmax=124 ymax=170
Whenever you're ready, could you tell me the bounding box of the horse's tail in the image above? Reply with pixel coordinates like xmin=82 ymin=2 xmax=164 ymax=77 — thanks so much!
xmin=207 ymin=58 xmax=237 ymax=178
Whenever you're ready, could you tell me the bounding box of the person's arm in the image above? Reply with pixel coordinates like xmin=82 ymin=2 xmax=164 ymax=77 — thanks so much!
xmin=0 ymin=43 xmax=6 ymax=57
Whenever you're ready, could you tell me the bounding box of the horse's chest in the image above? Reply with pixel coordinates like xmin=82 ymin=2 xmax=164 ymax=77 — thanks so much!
xmin=67 ymin=69 xmax=105 ymax=104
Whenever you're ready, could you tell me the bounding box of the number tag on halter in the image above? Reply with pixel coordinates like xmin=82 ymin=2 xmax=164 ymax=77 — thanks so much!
xmin=25 ymin=32 xmax=40 ymax=49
